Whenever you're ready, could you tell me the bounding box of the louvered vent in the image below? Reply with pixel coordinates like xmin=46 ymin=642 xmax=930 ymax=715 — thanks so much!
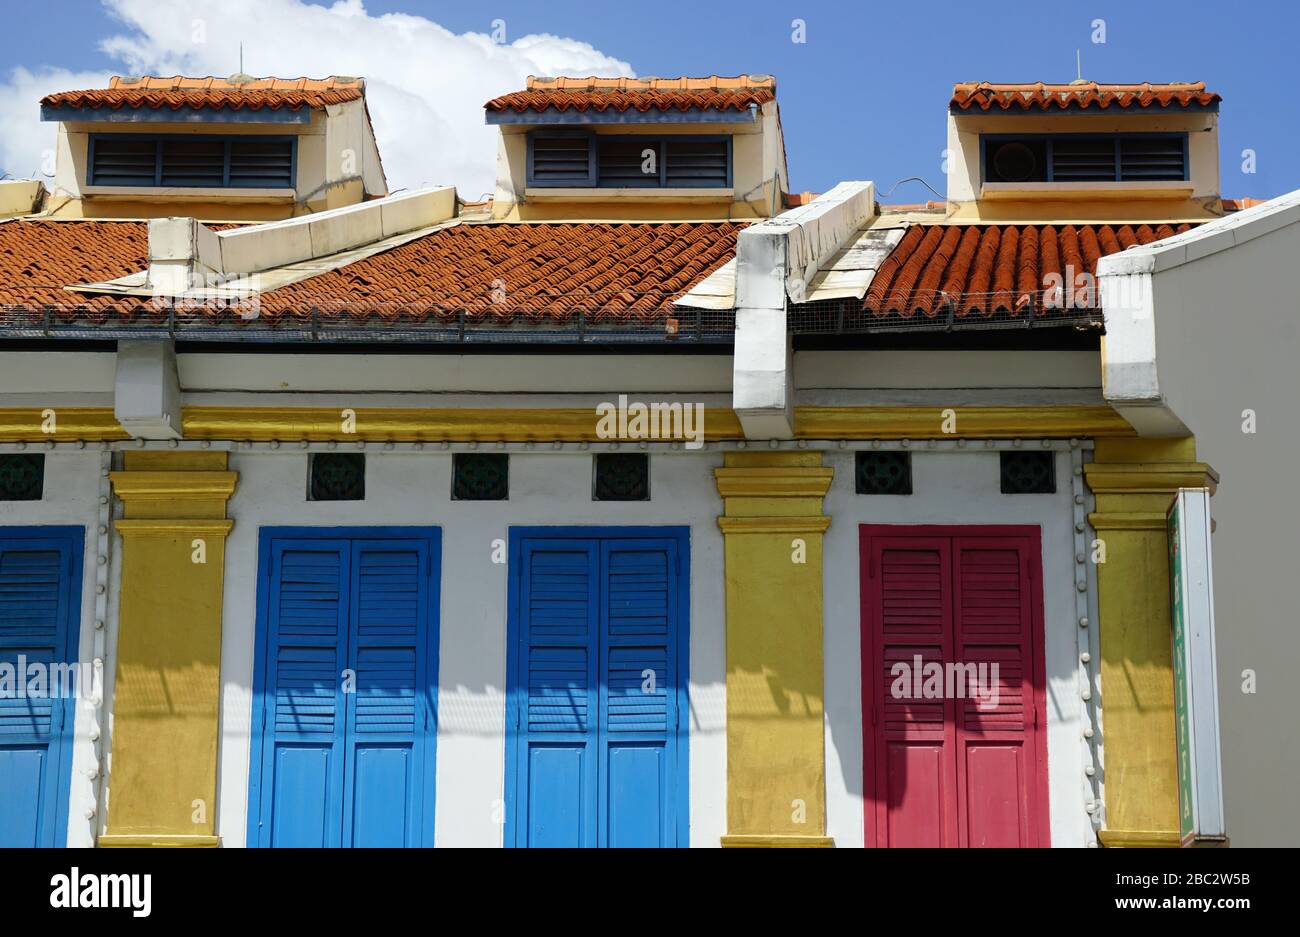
xmin=161 ymin=139 xmax=226 ymax=187
xmin=598 ymin=139 xmax=657 ymax=186
xmin=1050 ymin=138 xmax=1116 ymax=182
xmin=526 ymin=549 xmax=592 ymax=733
xmin=1120 ymin=136 xmax=1186 ymax=181
xmin=89 ymin=138 xmax=157 ymax=186
xmin=229 ymin=139 xmax=295 ymax=188
xmin=664 ymin=139 xmax=729 ymax=187
xmin=531 ymin=135 xmax=593 ymax=185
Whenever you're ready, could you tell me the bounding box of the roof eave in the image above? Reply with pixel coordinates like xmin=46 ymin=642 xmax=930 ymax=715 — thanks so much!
xmin=41 ymin=104 xmax=315 ymax=125
xmin=485 ymin=106 xmax=759 ymax=126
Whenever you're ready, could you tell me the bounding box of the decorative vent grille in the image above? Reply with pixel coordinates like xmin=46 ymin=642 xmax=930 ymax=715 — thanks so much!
xmin=1000 ymin=451 xmax=1055 ymax=494
xmin=594 ymin=453 xmax=650 ymax=501
xmin=0 ymin=454 xmax=44 ymax=501
xmin=855 ymin=451 xmax=912 ymax=495
xmin=452 ymin=453 xmax=509 ymax=501
xmin=309 ymin=453 xmax=365 ymax=501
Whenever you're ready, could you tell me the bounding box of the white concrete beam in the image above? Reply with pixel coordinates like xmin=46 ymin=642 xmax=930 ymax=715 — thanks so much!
xmin=114 ymin=339 xmax=182 ymax=439
xmin=732 ymin=181 xmax=876 ymax=438
xmin=1097 ymin=188 xmax=1300 ymax=436
xmin=145 ymin=186 xmax=458 ymax=293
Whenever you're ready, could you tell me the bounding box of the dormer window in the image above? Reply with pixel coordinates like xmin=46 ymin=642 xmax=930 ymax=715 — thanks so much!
xmin=527 ymin=132 xmax=732 ymax=189
xmin=982 ymin=133 xmax=1188 ymax=184
xmin=88 ymin=134 xmax=297 ymax=189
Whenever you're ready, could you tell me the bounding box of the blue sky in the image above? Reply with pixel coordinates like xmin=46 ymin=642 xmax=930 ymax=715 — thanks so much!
xmin=5 ymin=0 xmax=1296 ymax=200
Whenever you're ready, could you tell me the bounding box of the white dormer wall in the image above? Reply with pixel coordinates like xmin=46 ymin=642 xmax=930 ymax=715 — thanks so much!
xmin=491 ymin=99 xmax=789 ymax=221
xmin=944 ymin=109 xmax=1221 ymax=222
xmin=47 ymin=98 xmax=386 ymax=220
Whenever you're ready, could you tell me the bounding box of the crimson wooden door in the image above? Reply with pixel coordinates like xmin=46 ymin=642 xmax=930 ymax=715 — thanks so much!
xmin=860 ymin=525 xmax=1049 ymax=848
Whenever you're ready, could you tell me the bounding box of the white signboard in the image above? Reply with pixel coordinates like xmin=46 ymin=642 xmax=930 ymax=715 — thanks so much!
xmin=1167 ymin=488 xmax=1227 ymax=846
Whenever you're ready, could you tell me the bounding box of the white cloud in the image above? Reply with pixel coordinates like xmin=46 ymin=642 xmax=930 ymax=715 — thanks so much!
xmin=0 ymin=0 xmax=633 ymax=197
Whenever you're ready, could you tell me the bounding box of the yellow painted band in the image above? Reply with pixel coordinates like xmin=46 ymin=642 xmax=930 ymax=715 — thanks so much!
xmin=717 ymin=517 xmax=832 ymax=534
xmin=795 ymin=405 xmax=1134 ymax=439
xmin=1098 ymin=830 xmax=1183 ymax=848
xmin=721 ymin=835 xmax=836 ymax=848
xmin=115 ymin=519 xmax=235 ymax=536
xmin=1 ymin=404 xmax=1132 ymax=442
xmin=0 ymin=407 xmax=128 ymax=441
xmin=97 ymin=834 xmax=222 ymax=848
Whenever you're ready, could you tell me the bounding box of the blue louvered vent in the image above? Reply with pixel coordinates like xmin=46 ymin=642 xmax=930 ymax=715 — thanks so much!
xmin=356 ymin=549 xmax=420 ymax=639
xmin=527 ymin=550 xmax=591 ymax=640
xmin=274 ymin=549 xmax=343 ymax=736
xmin=277 ymin=550 xmax=345 ymax=640
xmin=0 ymin=550 xmax=62 ymax=739
xmin=353 ymin=647 xmax=417 ymax=736
xmin=526 ymin=548 xmax=591 ymax=733
xmin=606 ymin=550 xmax=669 ymax=636
xmin=0 ymin=551 xmax=61 ymax=639
xmin=606 ymin=646 xmax=667 ymax=732
xmin=274 ymin=646 xmax=338 ymax=736
xmin=528 ymin=647 xmax=588 ymax=732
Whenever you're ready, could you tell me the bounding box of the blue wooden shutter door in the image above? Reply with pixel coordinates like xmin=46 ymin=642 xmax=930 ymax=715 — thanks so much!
xmin=510 ymin=533 xmax=683 ymax=847
xmin=342 ymin=540 xmax=433 ymax=847
xmin=0 ymin=533 xmax=79 ymax=848
xmin=600 ymin=540 xmax=680 ymax=848
xmin=257 ymin=541 xmax=349 ymax=847
xmin=515 ymin=540 xmax=599 ymax=847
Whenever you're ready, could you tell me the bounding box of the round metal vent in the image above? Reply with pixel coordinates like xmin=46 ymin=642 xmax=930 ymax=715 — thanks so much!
xmin=992 ymin=141 xmax=1038 ymax=183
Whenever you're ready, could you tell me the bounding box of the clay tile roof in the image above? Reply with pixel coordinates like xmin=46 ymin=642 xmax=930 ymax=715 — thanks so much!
xmin=485 ymin=75 xmax=775 ymax=114
xmin=0 ymin=220 xmax=149 ymax=315
xmin=859 ymin=222 xmax=1194 ymax=320
xmin=254 ymin=222 xmax=742 ymax=323
xmin=41 ymin=75 xmax=365 ymax=113
xmin=950 ymin=81 xmax=1220 ymax=112
xmin=0 ymin=220 xmax=741 ymax=328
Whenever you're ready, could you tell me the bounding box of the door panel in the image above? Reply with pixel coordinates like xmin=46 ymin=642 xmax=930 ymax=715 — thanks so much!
xmin=0 ymin=531 xmax=82 ymax=849
xmin=507 ymin=530 xmax=687 ymax=848
xmin=251 ymin=530 xmax=438 ymax=848
xmin=861 ymin=526 xmax=1048 ymax=848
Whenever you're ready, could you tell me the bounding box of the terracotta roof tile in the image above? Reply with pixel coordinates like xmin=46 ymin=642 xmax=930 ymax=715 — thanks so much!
xmin=485 ymin=75 xmax=774 ymax=113
xmin=256 ymin=222 xmax=742 ymax=323
xmin=42 ymin=75 xmax=364 ymax=113
xmin=0 ymin=220 xmax=148 ymax=314
xmin=860 ymin=222 xmax=1193 ymax=319
xmin=951 ymin=81 xmax=1220 ymax=112
xmin=0 ymin=220 xmax=741 ymax=327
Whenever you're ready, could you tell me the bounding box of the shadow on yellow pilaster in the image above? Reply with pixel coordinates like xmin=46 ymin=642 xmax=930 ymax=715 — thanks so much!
xmin=715 ymin=452 xmax=835 ymax=848
xmin=1084 ymin=438 xmax=1217 ymax=848
xmin=99 ymin=452 xmax=236 ymax=848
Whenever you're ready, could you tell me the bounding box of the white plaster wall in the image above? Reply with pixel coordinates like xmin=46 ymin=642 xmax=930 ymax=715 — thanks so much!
xmin=176 ymin=353 xmax=733 ymax=394
xmin=1140 ymin=220 xmax=1300 ymax=846
xmin=215 ymin=450 xmax=727 ymax=847
xmin=0 ymin=449 xmax=106 ymax=848
xmin=794 ymin=350 xmax=1102 ymax=391
xmin=821 ymin=447 xmax=1092 ymax=847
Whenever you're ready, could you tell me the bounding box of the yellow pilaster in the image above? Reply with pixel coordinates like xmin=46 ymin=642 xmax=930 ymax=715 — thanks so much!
xmin=1084 ymin=438 xmax=1216 ymax=848
xmin=714 ymin=452 xmax=834 ymax=848
xmin=100 ymin=452 xmax=237 ymax=848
